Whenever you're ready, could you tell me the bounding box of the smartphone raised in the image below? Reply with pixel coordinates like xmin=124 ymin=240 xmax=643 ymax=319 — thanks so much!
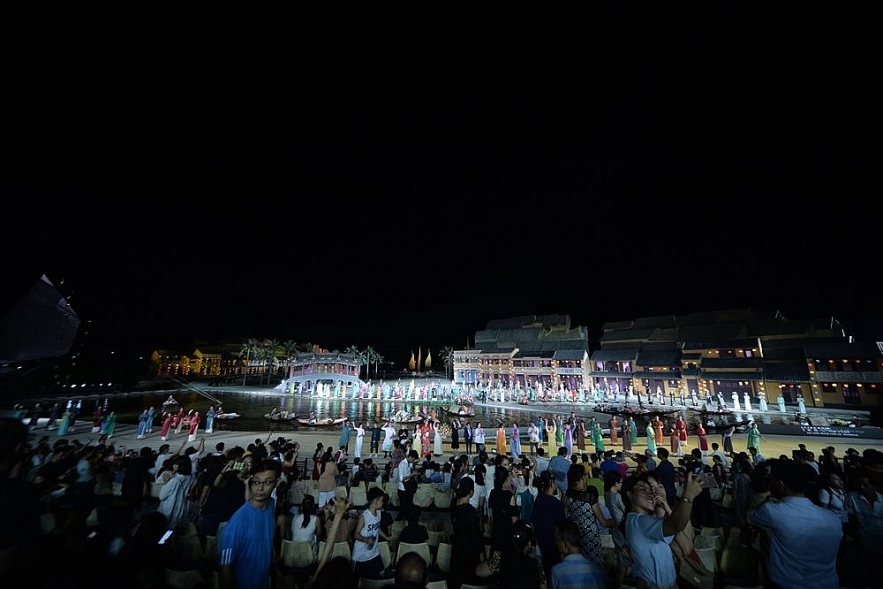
xmin=158 ymin=529 xmax=174 ymax=545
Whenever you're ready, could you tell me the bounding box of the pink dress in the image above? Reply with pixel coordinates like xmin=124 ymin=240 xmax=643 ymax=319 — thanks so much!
xmin=188 ymin=413 xmax=200 ymax=437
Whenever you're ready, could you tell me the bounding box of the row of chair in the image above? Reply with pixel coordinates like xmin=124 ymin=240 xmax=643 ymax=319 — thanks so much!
xmin=289 ymin=480 xmax=454 ymax=510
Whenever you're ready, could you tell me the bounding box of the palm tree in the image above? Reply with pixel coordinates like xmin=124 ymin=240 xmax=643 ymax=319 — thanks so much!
xmin=345 ymin=345 xmax=364 ymax=379
xmin=440 ymin=346 xmax=455 ymax=381
xmin=363 ymin=346 xmax=384 ymax=379
xmin=372 ymin=350 xmax=385 ymax=379
xmin=281 ymin=340 xmax=298 ymax=384
xmin=238 ymin=339 xmax=259 ymax=385
xmin=262 ymin=339 xmax=280 ymax=384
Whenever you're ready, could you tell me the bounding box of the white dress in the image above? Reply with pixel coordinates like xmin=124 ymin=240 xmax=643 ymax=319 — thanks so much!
xmin=433 ymin=423 xmax=443 ymax=456
xmin=354 ymin=426 xmax=365 ymax=459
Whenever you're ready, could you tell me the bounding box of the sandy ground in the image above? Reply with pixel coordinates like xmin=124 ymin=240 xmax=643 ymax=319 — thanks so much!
xmin=23 ymin=417 xmax=880 ymax=467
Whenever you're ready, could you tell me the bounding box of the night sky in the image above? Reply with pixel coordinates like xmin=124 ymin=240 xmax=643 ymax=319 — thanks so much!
xmin=3 ymin=16 xmax=880 ymax=372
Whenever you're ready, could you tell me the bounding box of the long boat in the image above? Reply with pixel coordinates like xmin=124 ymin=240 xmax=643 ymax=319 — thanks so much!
xmin=441 ymin=404 xmax=475 ymax=417
xmin=297 ymin=417 xmax=347 ymax=427
xmin=264 ymin=411 xmax=299 ymax=423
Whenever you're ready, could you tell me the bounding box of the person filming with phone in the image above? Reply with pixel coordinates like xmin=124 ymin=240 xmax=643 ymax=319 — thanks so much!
xmin=623 ymin=470 xmax=706 ymax=589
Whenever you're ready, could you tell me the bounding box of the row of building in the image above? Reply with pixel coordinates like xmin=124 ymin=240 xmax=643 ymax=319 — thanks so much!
xmin=149 ymin=308 xmax=883 ymax=411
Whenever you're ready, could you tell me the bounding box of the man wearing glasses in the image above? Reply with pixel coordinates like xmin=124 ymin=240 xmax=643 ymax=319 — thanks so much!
xmin=219 ymin=458 xmax=283 ymax=589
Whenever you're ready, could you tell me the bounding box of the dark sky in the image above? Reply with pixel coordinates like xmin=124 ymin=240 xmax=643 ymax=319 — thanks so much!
xmin=3 ymin=14 xmax=880 ymax=369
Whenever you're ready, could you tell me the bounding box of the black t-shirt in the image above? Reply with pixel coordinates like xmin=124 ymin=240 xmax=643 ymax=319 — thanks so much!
xmin=488 ymin=487 xmax=517 ymax=551
xmin=399 ymin=522 xmax=429 ymax=544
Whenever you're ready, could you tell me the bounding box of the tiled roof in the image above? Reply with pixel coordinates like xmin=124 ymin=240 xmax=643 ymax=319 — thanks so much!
xmin=681 ymin=337 xmax=759 ymax=351
xmin=591 ymin=349 xmax=638 ymax=362
xmin=636 ymin=350 xmax=682 ymax=367
xmin=513 ymin=350 xmax=556 ymax=359
xmin=804 ymin=341 xmax=882 ymax=359
xmin=600 ymin=328 xmax=656 ymax=343
xmin=632 ymin=371 xmax=682 ymax=379
xmin=700 ymin=371 xmax=763 ymax=381
xmin=554 ymin=349 xmax=588 ymax=361
xmin=700 ymin=357 xmax=764 ymax=369
xmin=762 ymin=362 xmax=811 ymax=382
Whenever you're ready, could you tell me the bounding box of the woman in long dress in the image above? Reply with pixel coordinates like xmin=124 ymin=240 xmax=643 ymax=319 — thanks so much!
xmin=159 ymin=412 xmax=173 ymax=441
xmin=450 ymin=418 xmax=460 ymax=452
xmin=746 ymin=422 xmax=761 ymax=453
xmin=645 ymin=421 xmax=657 ymax=455
xmin=593 ymin=421 xmax=605 ymax=453
xmin=545 ymin=418 xmax=556 ymax=456
xmin=621 ymin=421 xmax=632 ymax=452
xmin=669 ymin=426 xmax=681 ymax=456
xmin=420 ymin=419 xmax=432 ymax=458
xmin=575 ymin=419 xmax=587 ymax=452
xmin=102 ymin=411 xmax=117 ymax=437
xmin=204 ymin=405 xmax=216 ymax=434
xmin=695 ymin=422 xmax=708 ymax=452
xmin=629 ymin=417 xmax=638 ymax=446
xmin=58 ymin=408 xmax=71 ymax=436
xmin=433 ymin=421 xmax=443 ymax=456
xmin=495 ymin=423 xmax=508 ymax=457
xmin=609 ymin=416 xmax=619 ymax=446
xmin=722 ymin=425 xmax=735 ymax=455
xmin=187 ymin=411 xmax=200 ymax=442
xmin=563 ymin=422 xmax=573 ymax=457
xmin=509 ymin=422 xmax=521 ymax=459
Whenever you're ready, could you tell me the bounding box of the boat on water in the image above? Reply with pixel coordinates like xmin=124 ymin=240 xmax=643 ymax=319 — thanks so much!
xmin=298 ymin=417 xmax=347 ymax=427
xmin=215 ymin=412 xmax=242 ymax=420
xmin=442 ymin=404 xmax=474 ymax=417
xmin=162 ymin=396 xmax=180 ymax=408
xmin=265 ymin=410 xmax=299 ymax=423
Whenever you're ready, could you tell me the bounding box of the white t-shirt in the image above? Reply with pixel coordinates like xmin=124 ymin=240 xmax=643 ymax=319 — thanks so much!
xmin=474 ymin=427 xmax=485 ymax=445
xmin=397 ymin=459 xmax=412 ymax=492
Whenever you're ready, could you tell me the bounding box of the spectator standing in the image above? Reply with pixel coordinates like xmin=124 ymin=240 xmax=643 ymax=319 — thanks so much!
xmin=351 ymin=486 xmax=392 ymax=581
xmin=396 ymin=449 xmax=419 ymax=521
xmin=748 ymin=458 xmax=842 ymax=589
xmin=353 ymin=422 xmax=365 ymax=460
xmin=549 ymin=446 xmax=570 ymax=495
xmin=157 ymin=456 xmax=195 ymax=530
xmin=218 ymin=459 xmax=282 ymax=589
xmin=369 ymin=421 xmax=381 ymax=458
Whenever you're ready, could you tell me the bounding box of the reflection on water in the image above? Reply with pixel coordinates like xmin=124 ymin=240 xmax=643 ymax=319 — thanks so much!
xmin=71 ymin=390 xmax=798 ymax=433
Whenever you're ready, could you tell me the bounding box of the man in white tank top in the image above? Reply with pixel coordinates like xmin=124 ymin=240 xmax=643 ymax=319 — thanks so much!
xmin=351 ymin=486 xmax=392 ymax=581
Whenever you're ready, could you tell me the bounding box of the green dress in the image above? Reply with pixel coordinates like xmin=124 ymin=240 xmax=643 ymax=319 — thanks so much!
xmin=593 ymin=422 xmax=605 ymax=452
xmin=646 ymin=426 xmax=656 ymax=454
xmin=555 ymin=417 xmax=564 ymax=445
xmin=747 ymin=425 xmax=760 ymax=453
xmin=629 ymin=418 xmax=638 ymax=445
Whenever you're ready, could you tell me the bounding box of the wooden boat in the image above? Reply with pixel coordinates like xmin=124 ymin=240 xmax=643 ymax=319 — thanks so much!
xmin=264 ymin=411 xmax=298 ymax=423
xmin=214 ymin=412 xmax=242 ymax=420
xmin=442 ymin=404 xmax=474 ymax=417
xmin=297 ymin=417 xmax=347 ymax=427
xmin=162 ymin=396 xmax=179 ymax=408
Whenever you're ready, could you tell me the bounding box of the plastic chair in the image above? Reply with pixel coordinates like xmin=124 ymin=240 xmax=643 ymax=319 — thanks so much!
xmin=413 ymin=486 xmax=434 ymax=508
xmin=694 ymin=546 xmax=718 ymax=573
xmin=435 ymin=542 xmax=452 ymax=574
xmin=371 ymin=540 xmax=389 ymax=571
xmin=349 ymin=486 xmax=368 ymax=508
xmin=165 ymin=568 xmax=204 ymax=589
xmin=426 ymin=581 xmax=449 ymax=589
xmin=317 ymin=540 xmax=353 ymax=562
xmin=433 ymin=489 xmax=452 ymax=509
xmin=204 ymin=535 xmax=219 ymax=567
xmin=395 ymin=541 xmax=432 ymax=569
xmin=280 ymin=539 xmax=317 ymax=569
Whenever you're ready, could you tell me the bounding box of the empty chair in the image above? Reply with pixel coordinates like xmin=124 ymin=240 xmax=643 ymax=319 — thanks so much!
xmin=719 ymin=544 xmax=753 ymax=576
xmin=288 ymin=488 xmax=305 ymax=507
xmin=694 ymin=546 xmax=718 ymax=573
xmin=385 ymin=482 xmax=401 ymax=506
xmin=433 ymin=489 xmax=452 ymax=509
xmin=280 ymin=539 xmax=317 ymax=569
xmin=335 ymin=485 xmax=349 ymax=498
xmin=378 ymin=541 xmax=393 ymax=571
xmin=694 ymin=535 xmax=722 ymax=553
xmin=165 ymin=568 xmax=204 ymax=589
xmin=427 ymin=529 xmax=445 ymax=552
xmin=112 ymin=481 xmax=123 ymax=496
xmin=357 ymin=578 xmax=395 ymax=588
xmin=413 ymin=486 xmax=434 ymax=508
xmin=349 ymin=486 xmax=368 ymax=508
xmin=700 ymin=526 xmax=724 ymax=540
xmin=426 ymin=581 xmax=449 ymax=589
xmin=204 ymin=535 xmax=219 ymax=567
xmin=435 ymin=542 xmax=452 ymax=575
xmin=395 ymin=541 xmax=432 ymax=569
xmin=171 ymin=534 xmax=203 ymax=567
xmin=317 ymin=540 xmax=353 ymax=562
